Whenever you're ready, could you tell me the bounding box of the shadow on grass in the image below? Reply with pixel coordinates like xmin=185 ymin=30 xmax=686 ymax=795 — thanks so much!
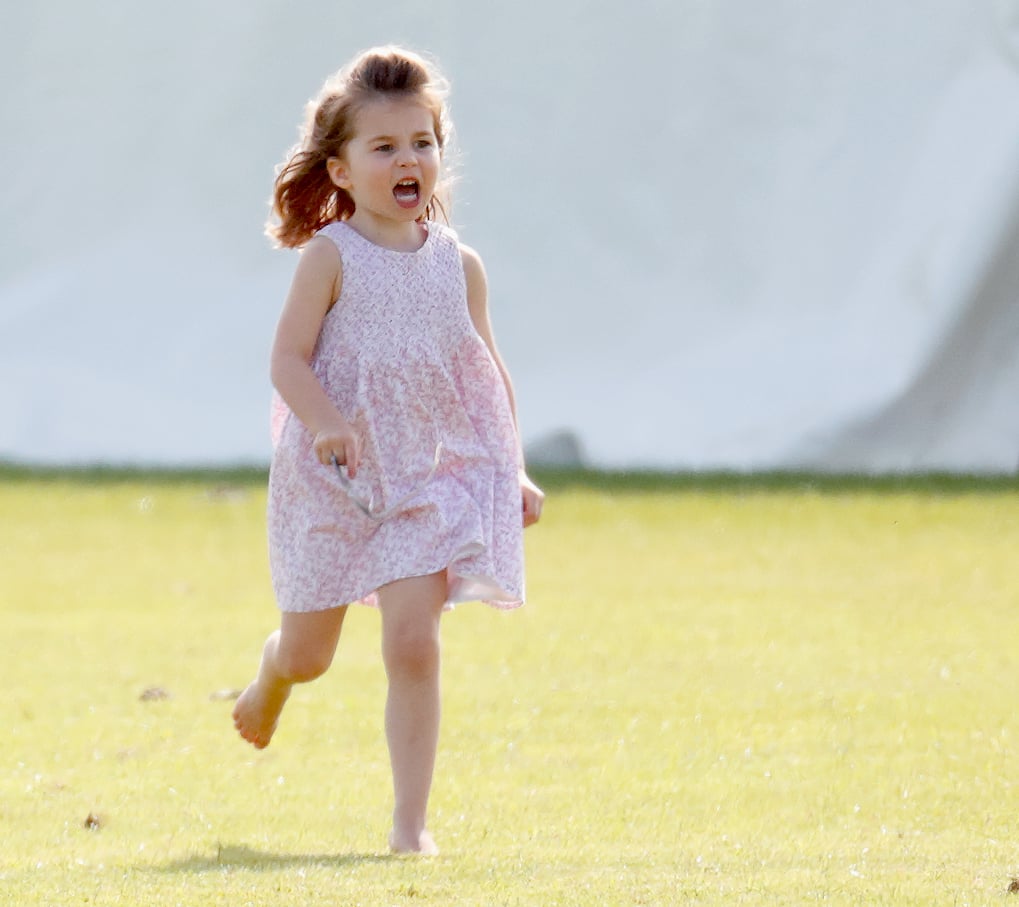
xmin=153 ymin=843 xmax=396 ymax=873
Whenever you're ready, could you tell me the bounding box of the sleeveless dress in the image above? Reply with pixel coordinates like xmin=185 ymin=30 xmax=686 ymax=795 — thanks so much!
xmin=267 ymin=220 xmax=525 ymax=612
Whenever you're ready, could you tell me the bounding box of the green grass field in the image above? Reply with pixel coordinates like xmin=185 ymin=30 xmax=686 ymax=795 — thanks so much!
xmin=3 ymin=469 xmax=1019 ymax=905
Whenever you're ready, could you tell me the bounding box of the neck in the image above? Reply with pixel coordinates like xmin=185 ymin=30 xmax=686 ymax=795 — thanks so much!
xmin=344 ymin=212 xmax=427 ymax=252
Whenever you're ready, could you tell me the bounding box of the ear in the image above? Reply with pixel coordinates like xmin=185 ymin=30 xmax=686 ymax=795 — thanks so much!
xmin=326 ymin=156 xmax=351 ymax=190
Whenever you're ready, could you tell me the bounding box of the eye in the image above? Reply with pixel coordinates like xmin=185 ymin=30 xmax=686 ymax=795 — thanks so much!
xmin=374 ymin=143 xmax=394 ymax=153
xmin=414 ymin=138 xmax=434 ymax=149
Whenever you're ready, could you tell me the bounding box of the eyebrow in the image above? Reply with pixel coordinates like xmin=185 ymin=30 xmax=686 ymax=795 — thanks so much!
xmin=364 ymin=130 xmax=435 ymax=143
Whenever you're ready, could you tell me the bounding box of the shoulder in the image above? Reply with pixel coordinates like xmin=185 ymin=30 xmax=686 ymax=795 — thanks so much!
xmin=428 ymin=219 xmax=459 ymax=243
xmin=310 ymin=222 xmax=349 ymax=257
xmin=292 ymin=233 xmax=343 ymax=302
xmin=459 ymin=242 xmax=489 ymax=322
xmin=299 ymin=232 xmax=343 ymax=273
xmin=458 ymin=242 xmax=487 ymax=288
xmin=427 ymin=220 xmax=465 ymax=259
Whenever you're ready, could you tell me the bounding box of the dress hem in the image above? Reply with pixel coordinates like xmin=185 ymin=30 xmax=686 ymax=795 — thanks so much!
xmin=274 ymin=557 xmax=523 ymax=614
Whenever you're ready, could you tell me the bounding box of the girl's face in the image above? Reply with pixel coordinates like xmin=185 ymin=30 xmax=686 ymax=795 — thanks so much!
xmin=328 ymin=96 xmax=441 ymax=233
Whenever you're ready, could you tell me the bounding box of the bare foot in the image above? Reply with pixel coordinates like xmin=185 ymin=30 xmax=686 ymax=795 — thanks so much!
xmin=389 ymin=828 xmax=439 ymax=856
xmin=232 ymin=679 xmax=290 ymax=749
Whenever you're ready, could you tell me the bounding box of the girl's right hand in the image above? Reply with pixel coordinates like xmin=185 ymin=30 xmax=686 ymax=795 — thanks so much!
xmin=313 ymin=421 xmax=361 ymax=478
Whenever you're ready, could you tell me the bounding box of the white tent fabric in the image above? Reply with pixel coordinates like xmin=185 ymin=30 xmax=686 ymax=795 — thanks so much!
xmin=2 ymin=1 xmax=1018 ymax=472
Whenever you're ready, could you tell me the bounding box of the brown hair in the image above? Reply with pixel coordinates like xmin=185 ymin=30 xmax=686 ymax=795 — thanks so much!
xmin=267 ymin=46 xmax=453 ymax=248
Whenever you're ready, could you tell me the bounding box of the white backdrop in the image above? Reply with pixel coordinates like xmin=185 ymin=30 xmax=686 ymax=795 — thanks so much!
xmin=2 ymin=1 xmax=1019 ymax=472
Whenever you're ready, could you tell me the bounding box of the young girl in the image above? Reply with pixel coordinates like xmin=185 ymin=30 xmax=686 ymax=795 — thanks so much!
xmin=232 ymin=46 xmax=544 ymax=856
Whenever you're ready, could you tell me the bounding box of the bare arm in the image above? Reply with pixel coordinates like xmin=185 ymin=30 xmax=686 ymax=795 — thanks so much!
xmin=461 ymin=243 xmax=544 ymax=526
xmin=271 ymin=236 xmax=361 ymax=475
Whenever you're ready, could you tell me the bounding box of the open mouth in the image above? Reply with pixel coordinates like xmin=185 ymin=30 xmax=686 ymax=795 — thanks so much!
xmin=393 ymin=178 xmax=420 ymax=209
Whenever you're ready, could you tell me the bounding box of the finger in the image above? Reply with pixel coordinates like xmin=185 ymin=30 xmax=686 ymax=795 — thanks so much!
xmin=320 ymin=442 xmax=341 ymax=468
xmin=343 ymin=438 xmax=359 ymax=478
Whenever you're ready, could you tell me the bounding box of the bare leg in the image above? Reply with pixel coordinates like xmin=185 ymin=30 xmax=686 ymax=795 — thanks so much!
xmin=378 ymin=572 xmax=446 ymax=855
xmin=233 ymin=606 xmax=347 ymax=749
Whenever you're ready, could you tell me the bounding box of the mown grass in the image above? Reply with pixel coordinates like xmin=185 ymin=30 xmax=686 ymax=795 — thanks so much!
xmin=2 ymin=468 xmax=1019 ymax=905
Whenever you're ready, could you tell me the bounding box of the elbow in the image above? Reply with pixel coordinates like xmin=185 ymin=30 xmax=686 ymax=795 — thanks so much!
xmin=269 ymin=351 xmax=285 ymax=393
xmin=269 ymin=347 xmax=299 ymax=394
xmin=270 ymin=346 xmax=315 ymax=396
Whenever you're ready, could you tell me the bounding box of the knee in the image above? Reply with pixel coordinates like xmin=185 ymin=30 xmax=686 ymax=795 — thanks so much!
xmin=276 ymin=643 xmax=333 ymax=683
xmin=383 ymin=625 xmax=440 ymax=681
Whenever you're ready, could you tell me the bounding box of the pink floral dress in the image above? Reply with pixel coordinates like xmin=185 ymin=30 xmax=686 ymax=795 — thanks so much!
xmin=267 ymin=220 xmax=524 ymax=612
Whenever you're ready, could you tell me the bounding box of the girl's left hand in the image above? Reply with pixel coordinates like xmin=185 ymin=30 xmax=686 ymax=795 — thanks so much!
xmin=520 ymin=471 xmax=545 ymax=528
